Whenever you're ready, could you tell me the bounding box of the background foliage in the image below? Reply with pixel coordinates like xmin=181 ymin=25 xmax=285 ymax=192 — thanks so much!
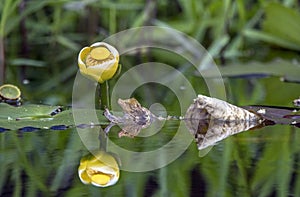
xmin=1 ymin=0 xmax=300 ymax=105
xmin=1 ymin=0 xmax=300 ymax=196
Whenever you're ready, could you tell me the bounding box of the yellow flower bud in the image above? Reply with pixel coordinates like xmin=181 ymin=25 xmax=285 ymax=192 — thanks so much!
xmin=78 ymin=151 xmax=120 ymax=187
xmin=78 ymin=42 xmax=119 ymax=83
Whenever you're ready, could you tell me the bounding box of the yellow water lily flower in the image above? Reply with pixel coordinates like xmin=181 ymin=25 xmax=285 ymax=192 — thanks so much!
xmin=78 ymin=42 xmax=119 ymax=83
xmin=78 ymin=151 xmax=120 ymax=187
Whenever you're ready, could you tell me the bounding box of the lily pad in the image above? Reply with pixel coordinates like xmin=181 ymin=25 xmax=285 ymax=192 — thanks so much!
xmin=0 ymin=103 xmax=107 ymax=130
xmin=243 ymin=106 xmax=300 ymax=126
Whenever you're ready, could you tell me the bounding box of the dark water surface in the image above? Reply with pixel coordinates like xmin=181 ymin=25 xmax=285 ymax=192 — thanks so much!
xmin=0 ymin=120 xmax=299 ymax=196
xmin=0 ymin=75 xmax=299 ymax=196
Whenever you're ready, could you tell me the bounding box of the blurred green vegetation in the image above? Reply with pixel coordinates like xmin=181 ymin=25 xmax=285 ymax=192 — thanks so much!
xmin=1 ymin=0 xmax=300 ymax=196
xmin=0 ymin=114 xmax=299 ymax=196
xmin=0 ymin=0 xmax=300 ymax=105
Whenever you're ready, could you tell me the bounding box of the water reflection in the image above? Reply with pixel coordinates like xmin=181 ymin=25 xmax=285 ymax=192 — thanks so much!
xmin=104 ymin=120 xmax=148 ymax=138
xmin=104 ymin=110 xmax=262 ymax=151
xmin=183 ymin=95 xmax=263 ymax=150
xmin=104 ymin=98 xmax=157 ymax=137
xmin=93 ymin=95 xmax=299 ymax=185
xmin=78 ymin=129 xmax=120 ymax=187
xmin=103 ymin=95 xmax=264 ymax=151
xmin=184 ymin=119 xmax=260 ymax=150
xmin=78 ymin=151 xmax=120 ymax=187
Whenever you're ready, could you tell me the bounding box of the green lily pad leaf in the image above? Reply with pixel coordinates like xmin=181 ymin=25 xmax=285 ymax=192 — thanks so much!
xmin=280 ymin=75 xmax=300 ymax=83
xmin=0 ymin=103 xmax=60 ymax=119
xmin=0 ymin=103 xmax=107 ymax=130
xmin=198 ymin=60 xmax=300 ymax=81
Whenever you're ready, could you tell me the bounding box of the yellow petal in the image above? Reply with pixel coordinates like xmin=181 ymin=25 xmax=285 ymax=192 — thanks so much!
xmin=77 ymin=42 xmax=119 ymax=83
xmin=78 ymin=47 xmax=90 ymax=74
xmin=81 ymin=71 xmax=105 ymax=83
xmin=95 ymin=151 xmax=119 ymax=169
xmin=78 ymin=170 xmax=91 ymax=184
xmin=90 ymin=47 xmax=111 ymax=60
xmin=78 ymin=151 xmax=120 ymax=187
xmin=91 ymin=174 xmax=111 ymax=186
xmin=78 ymin=47 xmax=90 ymax=66
xmin=85 ymin=60 xmax=118 ymax=83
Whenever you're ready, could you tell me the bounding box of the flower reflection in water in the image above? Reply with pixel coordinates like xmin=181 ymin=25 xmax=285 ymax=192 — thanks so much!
xmin=78 ymin=151 xmax=120 ymax=187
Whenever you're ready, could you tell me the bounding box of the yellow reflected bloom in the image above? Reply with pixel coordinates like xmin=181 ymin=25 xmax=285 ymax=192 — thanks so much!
xmin=78 ymin=42 xmax=119 ymax=83
xmin=78 ymin=151 xmax=120 ymax=187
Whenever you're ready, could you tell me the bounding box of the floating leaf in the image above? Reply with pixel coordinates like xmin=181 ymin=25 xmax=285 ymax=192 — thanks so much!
xmin=0 ymin=103 xmax=107 ymax=130
xmin=244 ymin=106 xmax=300 ymax=126
xmin=0 ymin=103 xmax=60 ymax=119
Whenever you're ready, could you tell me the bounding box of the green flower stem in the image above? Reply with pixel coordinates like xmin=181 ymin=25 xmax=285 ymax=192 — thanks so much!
xmin=99 ymin=80 xmax=110 ymax=110
xmin=99 ymin=127 xmax=107 ymax=151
